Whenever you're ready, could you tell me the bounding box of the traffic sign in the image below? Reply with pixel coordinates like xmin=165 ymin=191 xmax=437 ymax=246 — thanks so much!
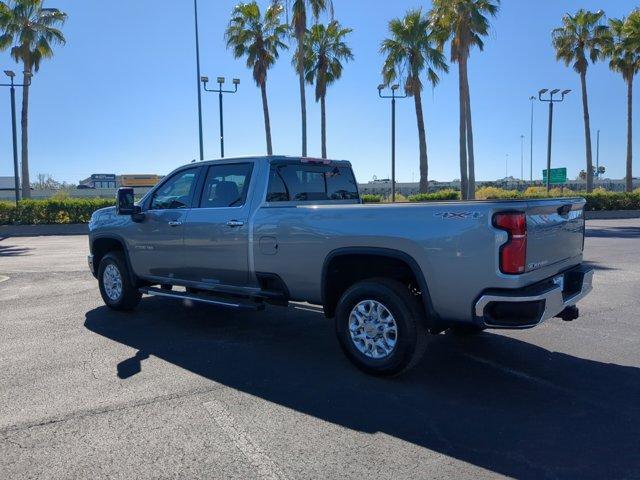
xmin=542 ymin=167 xmax=567 ymax=184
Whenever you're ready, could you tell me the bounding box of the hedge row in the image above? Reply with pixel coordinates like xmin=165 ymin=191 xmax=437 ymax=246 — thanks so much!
xmin=0 ymin=198 xmax=115 ymax=225
xmin=361 ymin=188 xmax=640 ymax=211
xmin=1 ymin=190 xmax=639 ymax=225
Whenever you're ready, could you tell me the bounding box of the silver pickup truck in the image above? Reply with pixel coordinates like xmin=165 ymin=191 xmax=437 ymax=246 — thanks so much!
xmin=88 ymin=156 xmax=593 ymax=375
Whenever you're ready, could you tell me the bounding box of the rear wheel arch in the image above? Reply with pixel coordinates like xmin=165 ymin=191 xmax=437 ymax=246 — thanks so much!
xmin=321 ymin=247 xmax=436 ymax=324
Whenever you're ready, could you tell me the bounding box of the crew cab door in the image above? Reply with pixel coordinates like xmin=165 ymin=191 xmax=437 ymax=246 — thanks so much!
xmin=181 ymin=162 xmax=255 ymax=286
xmin=127 ymin=167 xmax=201 ymax=279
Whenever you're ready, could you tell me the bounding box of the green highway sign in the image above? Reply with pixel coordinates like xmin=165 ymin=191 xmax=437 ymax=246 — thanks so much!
xmin=542 ymin=167 xmax=567 ymax=184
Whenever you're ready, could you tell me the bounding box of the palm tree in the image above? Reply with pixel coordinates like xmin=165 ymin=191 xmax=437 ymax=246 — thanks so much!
xmin=0 ymin=0 xmax=66 ymax=199
xmin=602 ymin=10 xmax=640 ymax=192
xmin=430 ymin=0 xmax=500 ymax=200
xmin=273 ymin=0 xmax=332 ymax=157
xmin=301 ymin=21 xmax=353 ymax=158
xmin=552 ymin=9 xmax=608 ymax=193
xmin=226 ymin=2 xmax=288 ymax=156
xmin=381 ymin=9 xmax=448 ymax=193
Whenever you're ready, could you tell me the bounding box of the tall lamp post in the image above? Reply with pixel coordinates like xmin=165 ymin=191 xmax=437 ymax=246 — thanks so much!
xmin=377 ymin=83 xmax=407 ymax=202
xmin=202 ymin=76 xmax=240 ymax=158
xmin=194 ymin=0 xmax=204 ymax=161
xmin=1 ymin=70 xmax=31 ymax=206
xmin=538 ymin=88 xmax=571 ymax=193
xmin=595 ymin=129 xmax=600 ymax=180
xmin=520 ymin=134 xmax=524 ymax=181
xmin=529 ymin=95 xmax=536 ymax=182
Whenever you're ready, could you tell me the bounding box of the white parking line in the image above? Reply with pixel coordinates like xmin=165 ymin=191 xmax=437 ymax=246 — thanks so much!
xmin=203 ymin=400 xmax=288 ymax=480
xmin=0 ymin=275 xmax=9 ymax=283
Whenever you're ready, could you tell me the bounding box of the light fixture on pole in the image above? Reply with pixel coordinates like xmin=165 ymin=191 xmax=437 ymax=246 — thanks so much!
xmin=378 ymin=83 xmax=407 ymax=202
xmin=538 ymin=88 xmax=570 ymax=193
xmin=202 ymin=75 xmax=240 ymax=158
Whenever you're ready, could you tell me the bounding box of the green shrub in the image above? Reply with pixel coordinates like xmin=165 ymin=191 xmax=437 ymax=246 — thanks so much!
xmin=361 ymin=194 xmax=382 ymax=203
xmin=0 ymin=198 xmax=115 ymax=225
xmin=475 ymin=186 xmax=520 ymax=200
xmin=582 ymin=191 xmax=640 ymax=211
xmin=408 ymin=189 xmax=460 ymax=202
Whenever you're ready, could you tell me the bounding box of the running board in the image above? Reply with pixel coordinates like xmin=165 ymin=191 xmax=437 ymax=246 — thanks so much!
xmin=139 ymin=287 xmax=265 ymax=311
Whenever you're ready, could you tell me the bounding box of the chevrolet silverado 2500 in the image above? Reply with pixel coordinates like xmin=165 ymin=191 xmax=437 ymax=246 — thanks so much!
xmin=88 ymin=156 xmax=593 ymax=375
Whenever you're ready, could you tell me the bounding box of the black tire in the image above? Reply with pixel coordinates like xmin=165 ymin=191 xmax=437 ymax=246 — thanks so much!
xmin=98 ymin=251 xmax=141 ymax=311
xmin=335 ymin=278 xmax=429 ymax=376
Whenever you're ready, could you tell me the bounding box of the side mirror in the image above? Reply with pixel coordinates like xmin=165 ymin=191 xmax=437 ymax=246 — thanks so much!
xmin=116 ymin=188 xmax=135 ymax=215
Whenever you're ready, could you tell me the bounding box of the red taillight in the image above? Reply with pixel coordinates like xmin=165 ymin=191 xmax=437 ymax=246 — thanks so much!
xmin=493 ymin=212 xmax=527 ymax=274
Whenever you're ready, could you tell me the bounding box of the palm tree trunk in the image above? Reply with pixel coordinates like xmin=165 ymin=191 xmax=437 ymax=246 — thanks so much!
xmin=20 ymin=69 xmax=30 ymax=199
xmin=463 ymin=58 xmax=475 ymax=200
xmin=626 ymin=76 xmax=633 ymax=193
xmin=580 ymin=70 xmax=594 ymax=192
xmin=297 ymin=38 xmax=307 ymax=157
xmin=458 ymin=63 xmax=468 ymax=200
xmin=320 ymin=94 xmax=327 ymax=159
xmin=260 ymin=81 xmax=273 ymax=156
xmin=413 ymin=88 xmax=429 ymax=193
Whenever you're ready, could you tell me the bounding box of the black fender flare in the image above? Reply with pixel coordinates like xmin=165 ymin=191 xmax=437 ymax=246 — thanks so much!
xmin=91 ymin=233 xmax=139 ymax=285
xmin=320 ymin=246 xmax=438 ymax=323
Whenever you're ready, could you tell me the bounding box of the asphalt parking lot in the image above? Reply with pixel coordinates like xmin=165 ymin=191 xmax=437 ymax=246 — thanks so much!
xmin=1 ymin=219 xmax=639 ymax=480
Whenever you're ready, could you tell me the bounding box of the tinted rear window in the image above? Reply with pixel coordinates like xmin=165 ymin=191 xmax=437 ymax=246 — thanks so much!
xmin=267 ymin=164 xmax=359 ymax=202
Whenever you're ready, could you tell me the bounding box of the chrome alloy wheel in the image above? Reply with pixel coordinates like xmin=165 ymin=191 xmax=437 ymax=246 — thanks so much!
xmin=348 ymin=299 xmax=398 ymax=359
xmin=103 ymin=264 xmax=123 ymax=301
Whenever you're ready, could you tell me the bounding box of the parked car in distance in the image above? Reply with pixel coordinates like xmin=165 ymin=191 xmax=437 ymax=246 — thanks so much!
xmin=88 ymin=156 xmax=593 ymax=376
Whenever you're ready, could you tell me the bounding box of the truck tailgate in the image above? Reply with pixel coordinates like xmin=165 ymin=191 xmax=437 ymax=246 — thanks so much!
xmin=525 ymin=198 xmax=586 ymax=272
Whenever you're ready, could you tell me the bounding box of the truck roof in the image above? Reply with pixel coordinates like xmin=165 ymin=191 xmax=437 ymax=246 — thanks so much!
xmin=190 ymin=155 xmax=353 ymax=168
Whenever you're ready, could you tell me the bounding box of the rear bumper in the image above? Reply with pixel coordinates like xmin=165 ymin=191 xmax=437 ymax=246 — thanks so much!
xmin=474 ymin=265 xmax=593 ymax=329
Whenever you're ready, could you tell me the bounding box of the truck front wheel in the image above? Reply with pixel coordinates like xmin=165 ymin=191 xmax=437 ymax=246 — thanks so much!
xmin=98 ymin=252 xmax=141 ymax=311
xmin=335 ymin=278 xmax=429 ymax=376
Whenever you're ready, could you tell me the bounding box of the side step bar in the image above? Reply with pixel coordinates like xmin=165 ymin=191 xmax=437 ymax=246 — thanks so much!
xmin=139 ymin=287 xmax=265 ymax=311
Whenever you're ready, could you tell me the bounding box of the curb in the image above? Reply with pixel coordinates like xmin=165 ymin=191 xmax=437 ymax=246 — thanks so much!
xmin=0 ymin=223 xmax=88 ymax=237
xmin=584 ymin=210 xmax=640 ymax=220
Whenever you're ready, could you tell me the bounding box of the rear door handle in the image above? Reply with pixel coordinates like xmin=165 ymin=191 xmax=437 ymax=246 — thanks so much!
xmin=226 ymin=220 xmax=244 ymax=227
xmin=168 ymin=221 xmax=182 ymax=227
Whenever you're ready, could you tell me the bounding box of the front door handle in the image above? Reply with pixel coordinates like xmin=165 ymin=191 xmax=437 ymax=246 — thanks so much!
xmin=226 ymin=220 xmax=244 ymax=227
xmin=168 ymin=221 xmax=182 ymax=227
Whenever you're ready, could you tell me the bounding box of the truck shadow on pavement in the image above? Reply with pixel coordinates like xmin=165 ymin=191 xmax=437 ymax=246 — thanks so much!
xmin=0 ymin=243 xmax=31 ymax=257
xmin=85 ymin=299 xmax=639 ymax=480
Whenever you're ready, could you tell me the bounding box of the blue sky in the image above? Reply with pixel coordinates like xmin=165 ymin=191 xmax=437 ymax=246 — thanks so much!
xmin=0 ymin=0 xmax=637 ymax=184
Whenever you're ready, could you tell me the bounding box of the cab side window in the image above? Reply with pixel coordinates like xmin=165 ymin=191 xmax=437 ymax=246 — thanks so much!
xmin=266 ymin=164 xmax=359 ymax=202
xmin=199 ymin=163 xmax=253 ymax=208
xmin=150 ymin=169 xmax=198 ymax=210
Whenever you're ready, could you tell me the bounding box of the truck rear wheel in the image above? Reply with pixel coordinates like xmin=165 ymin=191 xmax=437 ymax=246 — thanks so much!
xmin=98 ymin=252 xmax=141 ymax=311
xmin=335 ymin=278 xmax=429 ymax=376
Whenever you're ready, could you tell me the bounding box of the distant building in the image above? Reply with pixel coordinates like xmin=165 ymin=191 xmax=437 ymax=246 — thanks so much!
xmin=118 ymin=174 xmax=162 ymax=188
xmin=79 ymin=174 xmax=117 ymax=189
xmin=0 ymin=176 xmax=16 ymax=191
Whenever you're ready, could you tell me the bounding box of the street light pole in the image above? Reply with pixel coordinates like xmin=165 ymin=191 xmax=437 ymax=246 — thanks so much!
xmin=538 ymin=88 xmax=571 ymax=193
xmin=2 ymin=70 xmax=31 ymax=206
xmin=595 ymin=129 xmax=600 ymax=180
xmin=202 ymin=76 xmax=240 ymax=158
xmin=506 ymin=153 xmax=509 ymax=179
xmin=529 ymin=96 xmax=535 ymax=182
xmin=194 ymin=0 xmax=204 ymax=161
xmin=378 ymin=84 xmax=407 ymax=202
xmin=520 ymin=134 xmax=524 ymax=181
